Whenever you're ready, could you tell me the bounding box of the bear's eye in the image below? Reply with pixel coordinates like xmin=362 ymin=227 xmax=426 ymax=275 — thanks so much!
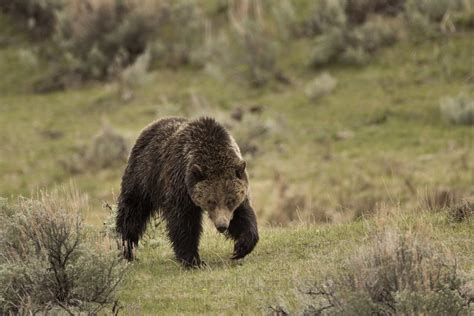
xmin=207 ymin=199 xmax=216 ymax=207
xmin=235 ymin=169 xmax=242 ymax=179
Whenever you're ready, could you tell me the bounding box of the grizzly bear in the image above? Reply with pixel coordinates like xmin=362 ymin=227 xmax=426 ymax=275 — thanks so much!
xmin=116 ymin=117 xmax=259 ymax=267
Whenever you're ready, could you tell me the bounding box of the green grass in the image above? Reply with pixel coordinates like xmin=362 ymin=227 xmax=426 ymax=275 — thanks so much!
xmin=119 ymin=212 xmax=473 ymax=314
xmin=1 ymin=29 xmax=473 ymax=225
xmin=0 ymin=9 xmax=473 ymax=314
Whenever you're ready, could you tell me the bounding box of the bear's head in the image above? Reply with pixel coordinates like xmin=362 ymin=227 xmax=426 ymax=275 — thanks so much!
xmin=186 ymin=160 xmax=248 ymax=233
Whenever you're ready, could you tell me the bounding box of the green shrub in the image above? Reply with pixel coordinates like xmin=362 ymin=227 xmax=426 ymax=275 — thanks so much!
xmin=405 ymin=0 xmax=467 ymax=36
xmin=440 ymin=94 xmax=474 ymax=125
xmin=307 ymin=0 xmax=347 ymax=36
xmin=345 ymin=0 xmax=406 ymax=24
xmin=311 ymin=16 xmax=399 ymax=67
xmin=306 ymin=0 xmax=405 ymax=36
xmin=119 ymin=48 xmax=152 ymax=101
xmin=310 ymin=27 xmax=346 ymax=66
xmin=270 ymin=0 xmax=298 ymax=40
xmin=0 ymin=191 xmax=127 ymax=314
xmin=303 ymin=230 xmax=473 ymax=315
xmin=0 ymin=0 xmax=62 ymax=37
xmin=31 ymin=0 xmax=207 ymax=86
xmin=351 ymin=16 xmax=398 ymax=53
xmin=406 ymin=0 xmax=464 ymax=23
xmin=54 ymin=0 xmax=163 ymax=80
xmin=452 ymin=8 xmax=474 ymax=30
xmin=223 ymin=0 xmax=279 ymax=87
xmin=149 ymin=0 xmax=207 ymax=68
xmin=228 ymin=22 xmax=278 ymax=87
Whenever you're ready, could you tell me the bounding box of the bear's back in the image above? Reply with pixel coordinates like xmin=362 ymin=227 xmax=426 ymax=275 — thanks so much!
xmin=127 ymin=117 xmax=189 ymax=182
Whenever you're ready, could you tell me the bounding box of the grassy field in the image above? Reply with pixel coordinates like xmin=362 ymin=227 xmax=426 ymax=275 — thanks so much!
xmin=1 ymin=15 xmax=473 ymax=225
xmin=118 ymin=210 xmax=473 ymax=314
xmin=0 ymin=6 xmax=473 ymax=314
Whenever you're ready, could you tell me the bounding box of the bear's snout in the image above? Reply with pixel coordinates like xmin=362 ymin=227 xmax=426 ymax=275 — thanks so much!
xmin=214 ymin=214 xmax=230 ymax=233
xmin=216 ymin=224 xmax=228 ymax=233
xmin=210 ymin=207 xmax=233 ymax=233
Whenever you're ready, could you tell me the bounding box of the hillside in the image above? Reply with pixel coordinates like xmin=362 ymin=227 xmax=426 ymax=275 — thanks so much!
xmin=0 ymin=1 xmax=473 ymax=314
xmin=0 ymin=12 xmax=473 ymax=226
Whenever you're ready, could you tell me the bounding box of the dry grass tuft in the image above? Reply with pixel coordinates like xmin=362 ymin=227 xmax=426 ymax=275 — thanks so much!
xmin=421 ymin=187 xmax=460 ymax=212
xmin=448 ymin=198 xmax=474 ymax=223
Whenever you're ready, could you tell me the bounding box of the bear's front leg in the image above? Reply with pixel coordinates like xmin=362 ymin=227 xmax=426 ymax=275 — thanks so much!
xmin=227 ymin=199 xmax=259 ymax=260
xmin=165 ymin=206 xmax=204 ymax=268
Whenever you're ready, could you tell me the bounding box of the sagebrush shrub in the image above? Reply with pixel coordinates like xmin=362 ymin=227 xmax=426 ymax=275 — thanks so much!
xmin=349 ymin=16 xmax=398 ymax=54
xmin=405 ymin=0 xmax=467 ymax=36
xmin=226 ymin=0 xmax=279 ymax=86
xmin=310 ymin=13 xmax=399 ymax=67
xmin=86 ymin=121 xmax=129 ymax=169
xmin=54 ymin=0 xmax=163 ymax=80
xmin=345 ymin=0 xmax=406 ymax=24
xmin=307 ymin=0 xmax=347 ymax=36
xmin=440 ymin=94 xmax=474 ymax=125
xmin=0 ymin=191 xmax=127 ymax=314
xmin=229 ymin=22 xmax=278 ymax=86
xmin=310 ymin=27 xmax=346 ymax=66
xmin=150 ymin=0 xmax=207 ymax=68
xmin=270 ymin=0 xmax=298 ymax=40
xmin=307 ymin=0 xmax=404 ymax=36
xmin=304 ymin=72 xmax=337 ymax=101
xmin=304 ymin=230 xmax=473 ymax=315
xmin=60 ymin=121 xmax=129 ymax=173
xmin=406 ymin=0 xmax=465 ymax=23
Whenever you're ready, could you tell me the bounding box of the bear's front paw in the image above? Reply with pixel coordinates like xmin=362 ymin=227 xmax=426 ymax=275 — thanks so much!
xmin=122 ymin=239 xmax=137 ymax=261
xmin=231 ymin=234 xmax=258 ymax=260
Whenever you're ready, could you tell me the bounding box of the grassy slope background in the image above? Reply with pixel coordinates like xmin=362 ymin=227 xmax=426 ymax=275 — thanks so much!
xmin=0 ymin=5 xmax=473 ymax=314
xmin=1 ymin=27 xmax=473 ymax=225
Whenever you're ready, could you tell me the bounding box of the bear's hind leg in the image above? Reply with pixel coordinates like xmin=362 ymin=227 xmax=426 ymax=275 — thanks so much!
xmin=164 ymin=206 xmax=203 ymax=268
xmin=227 ymin=199 xmax=259 ymax=260
xmin=116 ymin=193 xmax=154 ymax=261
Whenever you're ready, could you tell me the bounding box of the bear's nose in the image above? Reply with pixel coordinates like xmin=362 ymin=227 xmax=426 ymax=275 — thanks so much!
xmin=216 ymin=224 xmax=228 ymax=233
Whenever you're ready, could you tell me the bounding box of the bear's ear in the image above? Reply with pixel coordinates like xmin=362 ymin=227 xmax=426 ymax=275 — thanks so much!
xmin=235 ymin=160 xmax=246 ymax=179
xmin=190 ymin=164 xmax=205 ymax=182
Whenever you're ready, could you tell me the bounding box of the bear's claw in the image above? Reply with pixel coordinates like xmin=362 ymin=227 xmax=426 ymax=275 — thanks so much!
xmin=231 ymin=235 xmax=258 ymax=260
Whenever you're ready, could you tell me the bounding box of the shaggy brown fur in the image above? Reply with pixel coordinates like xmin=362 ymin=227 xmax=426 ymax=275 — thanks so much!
xmin=116 ymin=117 xmax=259 ymax=267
